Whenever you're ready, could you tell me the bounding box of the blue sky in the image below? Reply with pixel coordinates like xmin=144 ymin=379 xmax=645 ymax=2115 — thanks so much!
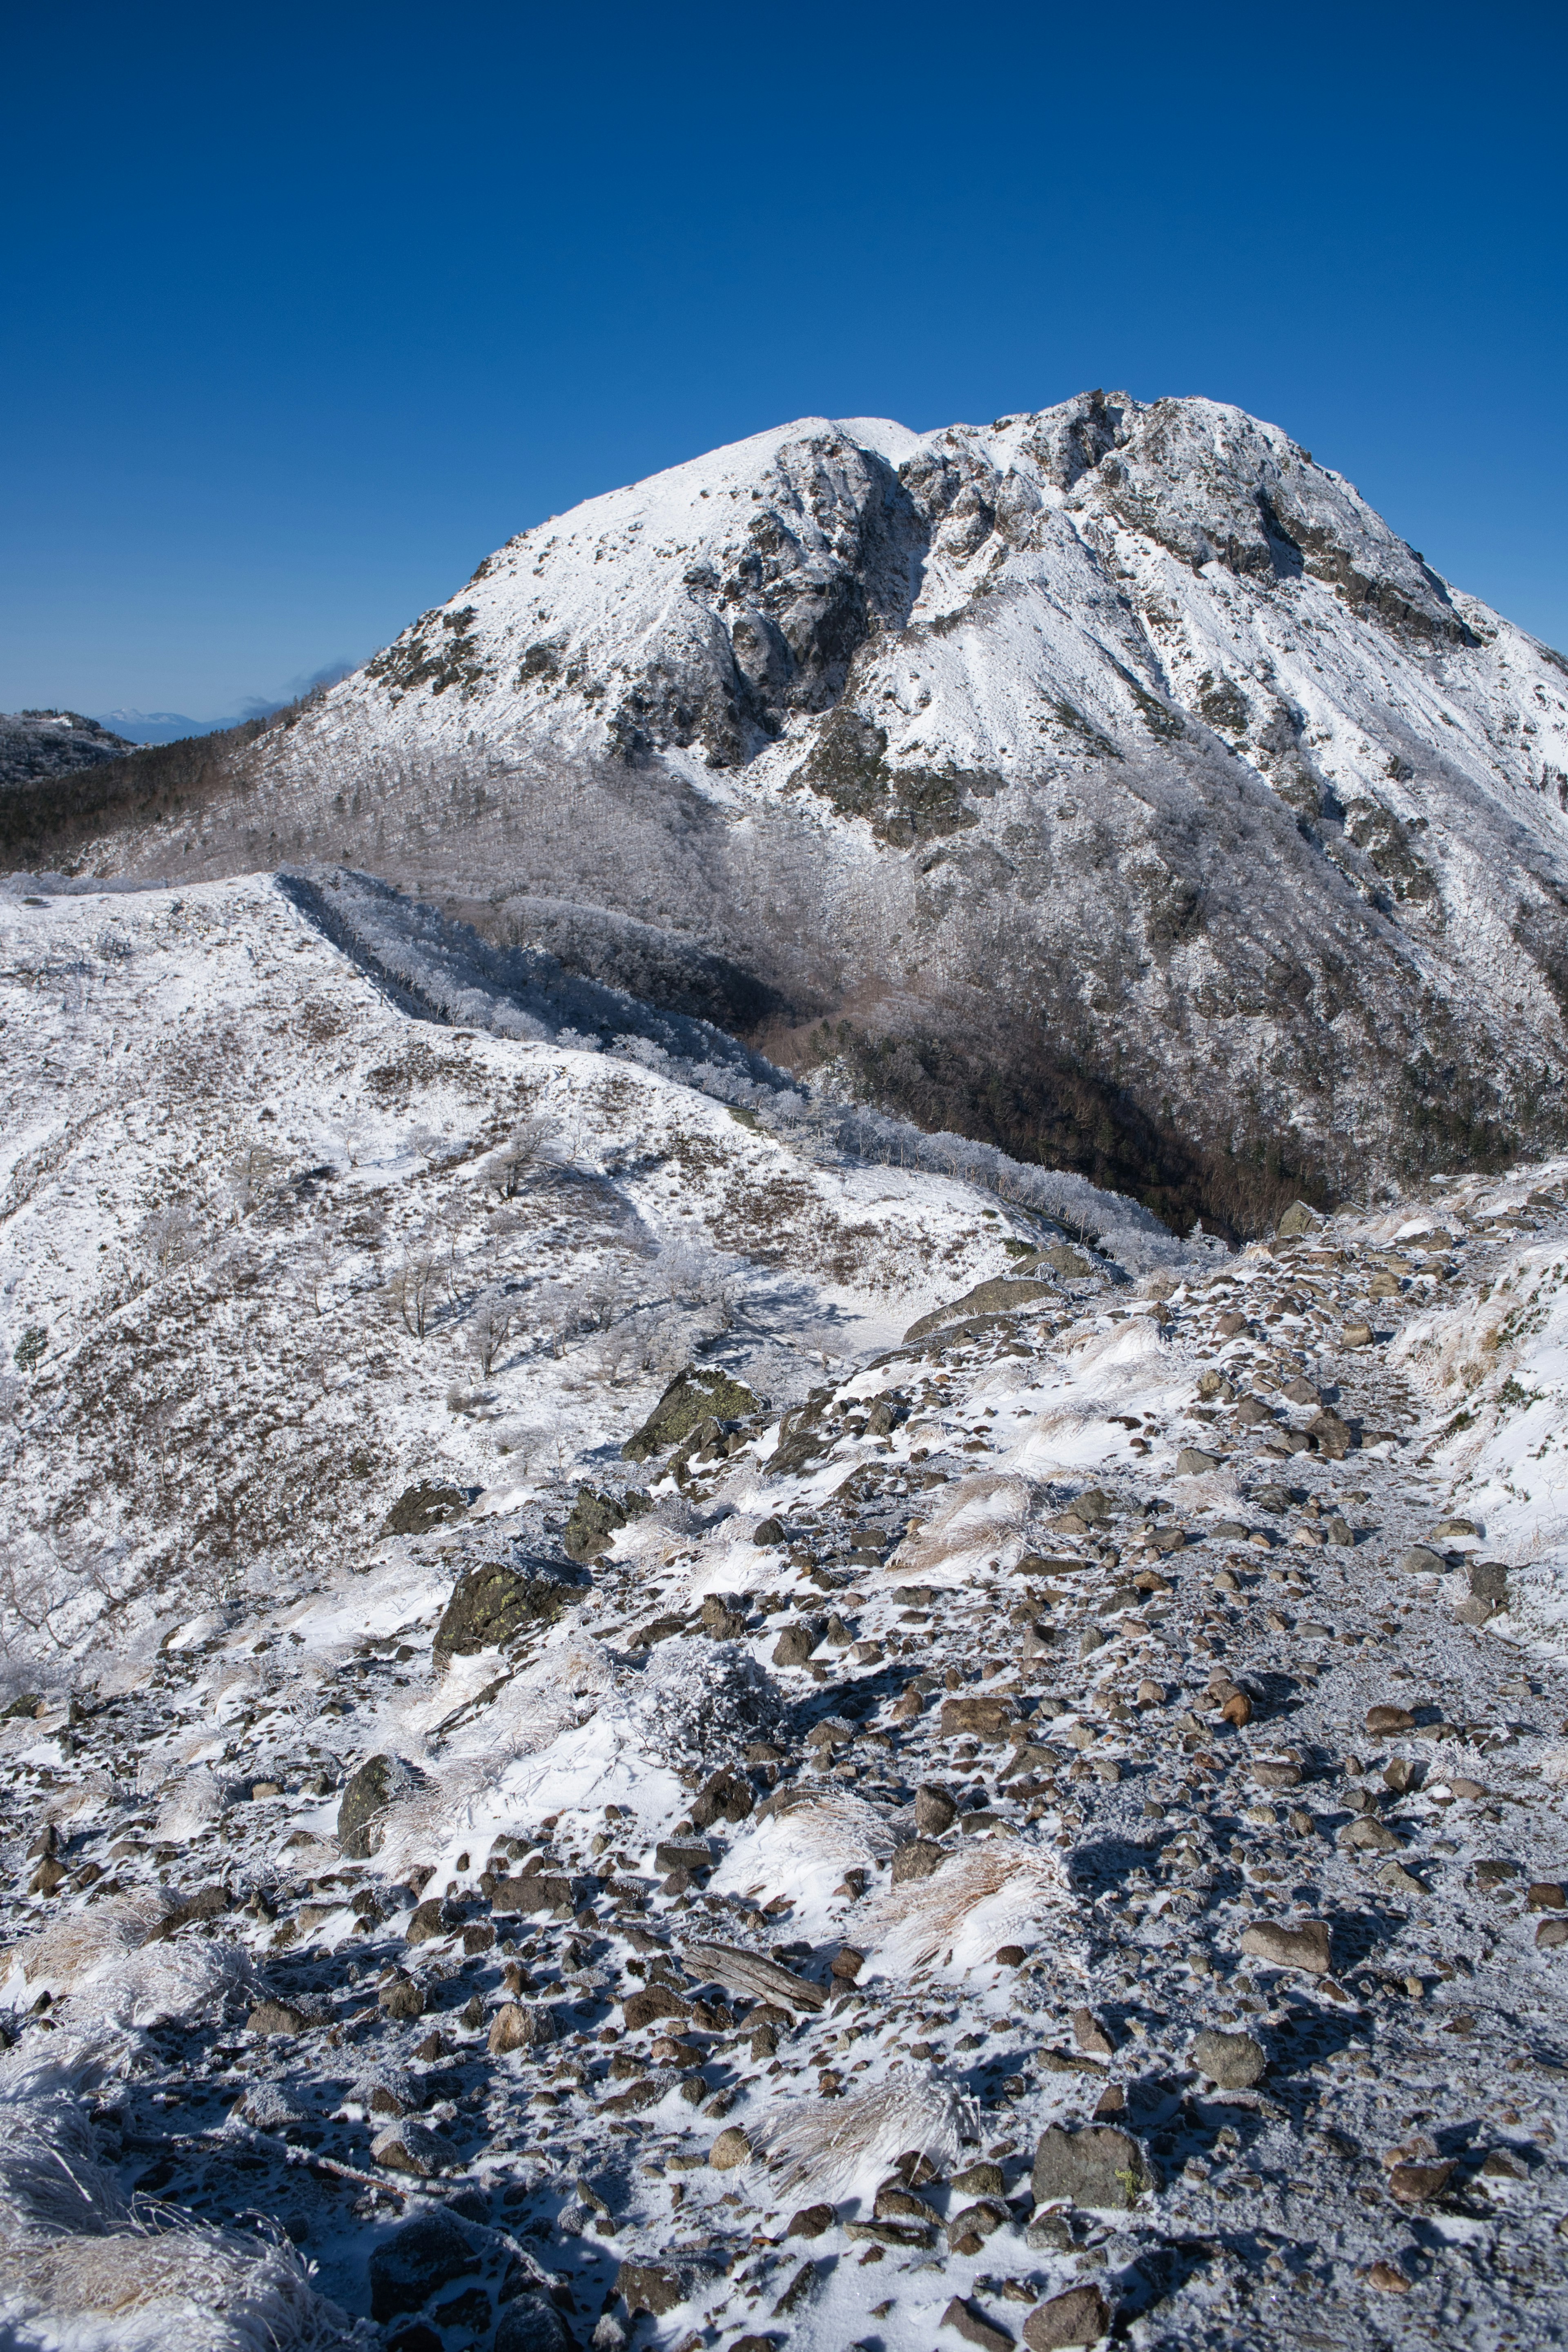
xmin=3 ymin=0 xmax=1564 ymax=717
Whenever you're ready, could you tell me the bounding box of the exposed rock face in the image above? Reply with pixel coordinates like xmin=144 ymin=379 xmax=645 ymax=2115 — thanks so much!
xmin=32 ymin=393 xmax=1568 ymax=1222
xmin=433 ymin=1562 xmax=571 ymax=1659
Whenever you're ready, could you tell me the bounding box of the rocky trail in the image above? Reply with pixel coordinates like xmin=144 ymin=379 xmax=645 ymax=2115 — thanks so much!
xmin=6 ymin=1077 xmax=1568 ymax=2352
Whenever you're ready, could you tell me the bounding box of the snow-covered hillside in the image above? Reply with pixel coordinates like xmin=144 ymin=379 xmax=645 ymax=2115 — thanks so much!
xmin=49 ymin=392 xmax=1568 ymax=1218
xmin=8 ymin=873 xmax=1568 ymax=2350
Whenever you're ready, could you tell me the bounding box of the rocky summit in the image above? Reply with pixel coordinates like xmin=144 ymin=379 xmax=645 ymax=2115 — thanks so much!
xmin=5 ymin=871 xmax=1568 ymax=2349
xmin=19 ymin=392 xmax=1568 ymax=1227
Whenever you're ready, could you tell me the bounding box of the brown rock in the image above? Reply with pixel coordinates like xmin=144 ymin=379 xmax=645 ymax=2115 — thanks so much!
xmin=1527 ymin=1882 xmax=1567 ymax=1911
xmin=405 ymin=1898 xmax=452 ymax=1946
xmin=1022 ymin=2284 xmax=1112 ymax=2348
xmin=940 ymin=1696 xmax=1015 ymax=1742
xmin=915 ymin=1782 xmax=959 ymax=1834
xmin=615 ymin=2261 xmax=687 ymax=2317
xmin=1240 ymin=1918 xmax=1331 ymax=1974
xmin=1307 ymin=1409 xmax=1353 ymax=1459
xmin=786 ymin=2204 xmax=836 ymax=2237
xmin=1191 ymin=2029 xmax=1265 ymax=2089
xmin=772 ymin=1619 xmax=824 ymax=1667
xmin=891 ymin=1838 xmax=948 ymax=1884
xmin=246 ymin=1998 xmax=315 ymax=2036
xmin=1388 ymin=2159 xmax=1455 ymax=2203
xmin=1031 ymin=2125 xmax=1147 ymax=2209
xmin=710 ymin=2125 xmax=751 ymax=2169
xmin=942 ymin=2294 xmax=1016 ymax=2350
xmin=1365 ymin=2261 xmax=1411 ymax=2293
xmin=1537 ymin=1918 xmax=1568 ymax=1949
xmin=379 ymin=1973 xmax=427 ymax=2020
xmin=623 ymin=1984 xmax=692 ymax=2031
xmin=1220 ymin=1692 xmax=1252 ymax=1726
xmin=1071 ymin=2007 xmax=1114 ymax=2056
xmin=486 ymin=2001 xmax=555 ymax=2054
xmin=1366 ymin=1703 xmax=1416 ymax=1735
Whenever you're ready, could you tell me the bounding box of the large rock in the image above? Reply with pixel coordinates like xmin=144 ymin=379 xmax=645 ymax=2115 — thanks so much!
xmin=891 ymin=1838 xmax=948 ymax=1884
xmin=1275 ymin=1201 xmax=1323 ymax=1239
xmin=338 ymin=1753 xmax=414 ymax=1859
xmin=563 ymin=1485 xmax=648 ymax=1562
xmin=381 ymin=1481 xmax=468 ymax=1537
xmin=367 ymin=2209 xmax=479 ymax=2321
xmin=1240 ymin=1917 xmax=1332 ymax=1974
xmin=433 ymin=1562 xmax=569 ymax=1661
xmin=1023 ymin=2285 xmax=1112 ymax=2348
xmin=1031 ymin=2125 xmax=1148 ymax=2209
xmin=488 ymin=2001 xmax=558 ymax=2054
xmin=621 ymin=1367 xmax=759 ymax=1462
xmin=903 ymin=1278 xmax=1058 ymax=1343
xmin=772 ymin=1618 xmax=824 ymax=1667
xmin=494 ymin=2296 xmax=575 ymax=2352
xmin=939 ymin=1695 xmax=1015 ymax=1742
xmin=370 ymin=2118 xmax=454 ymax=2177
xmin=1191 ymin=2029 xmax=1266 ymax=2089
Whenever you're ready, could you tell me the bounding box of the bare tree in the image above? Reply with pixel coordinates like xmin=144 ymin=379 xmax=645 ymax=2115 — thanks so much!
xmin=466 ymin=1286 xmax=515 ymax=1376
xmin=487 ymin=1112 xmax=561 ymax=1199
xmin=390 ymin=1244 xmax=441 ymax=1339
xmin=139 ymin=1204 xmax=197 ymax=1273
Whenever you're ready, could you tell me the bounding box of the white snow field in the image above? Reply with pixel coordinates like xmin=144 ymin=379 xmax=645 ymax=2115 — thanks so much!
xmin=3 ymin=873 xmax=1568 ymax=2350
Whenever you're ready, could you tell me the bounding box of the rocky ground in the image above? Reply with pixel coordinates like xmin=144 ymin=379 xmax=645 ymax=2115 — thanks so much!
xmin=6 ymin=1149 xmax=1568 ymax=2351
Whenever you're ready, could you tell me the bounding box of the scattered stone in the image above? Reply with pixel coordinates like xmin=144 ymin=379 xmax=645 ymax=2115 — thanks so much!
xmin=892 ymin=1839 xmax=948 ymax=1885
xmin=1022 ymin=2284 xmax=1112 ymax=2348
xmin=1071 ymin=2007 xmax=1115 ymax=2057
xmin=339 ymin=1753 xmax=414 ymax=1859
xmin=379 ymin=1973 xmax=427 ymax=2020
xmin=772 ymin=1619 xmax=824 ymax=1667
xmin=1176 ymin=1448 xmax=1220 ymax=1475
xmin=942 ymin=2293 xmax=1016 ymax=2350
xmin=381 ymin=1482 xmax=467 ymax=1538
xmin=940 ymin=1696 xmax=1015 ymax=1742
xmin=710 ymin=2126 xmax=751 ymax=2169
xmin=1365 ymin=1703 xmax=1416 ymax=1735
xmin=614 ymin=2260 xmax=689 ymax=2316
xmin=367 ymin=2209 xmax=479 ymax=2321
xmin=1031 ymin=2125 xmax=1148 ymax=2209
xmin=915 ymin=1783 xmax=958 ymax=1834
xmin=371 ymin=2119 xmax=452 ymax=2176
xmin=247 ymin=1998 xmax=315 ymax=2037
xmin=1191 ymin=2029 xmax=1266 ymax=2089
xmin=1528 ymin=1883 xmax=1568 ymax=1911
xmin=1365 ymin=2262 xmax=1411 ymax=2294
xmin=1240 ymin=1918 xmax=1332 ymax=1974
xmin=623 ymin=1984 xmax=692 ymax=2031
xmin=1342 ymin=1321 xmax=1374 ymax=1349
xmin=753 ymin=1517 xmax=785 ymax=1548
xmin=1276 ymin=1202 xmax=1323 ymax=1239
xmin=494 ymin=2296 xmax=574 ymax=2352
xmin=951 ymin=2161 xmax=1007 ymax=2196
xmin=488 ymin=2001 xmax=557 ymax=2054
xmin=786 ymin=2204 xmax=836 ymax=2237
xmin=565 ymin=1486 xmax=648 ymax=1562
xmin=406 ymin=1898 xmax=454 ymax=1946
xmin=1397 ymin=1546 xmax=1446 ymax=1575
xmin=1388 ymin=2159 xmax=1455 ymax=2203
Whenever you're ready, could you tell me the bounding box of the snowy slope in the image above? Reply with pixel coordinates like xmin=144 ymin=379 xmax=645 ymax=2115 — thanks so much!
xmin=8 ymin=880 xmax=1568 ymax=2347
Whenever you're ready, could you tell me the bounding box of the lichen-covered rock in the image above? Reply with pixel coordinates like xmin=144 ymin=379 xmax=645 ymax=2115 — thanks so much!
xmin=1191 ymin=2028 xmax=1266 ymax=2088
xmin=564 ymin=1484 xmax=649 ymax=1562
xmin=381 ymin=1481 xmax=468 ymax=1537
xmin=338 ymin=1752 xmax=415 ymax=1858
xmin=1031 ymin=2125 xmax=1149 ymax=2209
xmin=621 ymin=1366 xmax=759 ymax=1461
xmin=904 ymin=1277 xmax=1058 ymax=1343
xmin=433 ymin=1562 xmax=570 ymax=1660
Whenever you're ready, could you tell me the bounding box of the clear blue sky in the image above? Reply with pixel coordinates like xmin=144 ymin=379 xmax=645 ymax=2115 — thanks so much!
xmin=3 ymin=0 xmax=1564 ymax=717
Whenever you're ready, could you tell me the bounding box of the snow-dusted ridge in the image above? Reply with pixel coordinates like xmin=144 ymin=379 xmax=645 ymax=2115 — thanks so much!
xmin=8 ymin=873 xmax=1568 ymax=2345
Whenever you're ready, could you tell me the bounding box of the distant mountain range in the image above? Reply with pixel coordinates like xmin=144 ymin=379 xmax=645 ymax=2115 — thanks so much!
xmin=93 ymin=708 xmax=239 ymax=745
xmin=10 ymin=390 xmax=1568 ymax=1233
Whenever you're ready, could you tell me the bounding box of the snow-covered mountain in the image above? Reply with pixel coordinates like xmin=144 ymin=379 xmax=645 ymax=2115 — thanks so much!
xmin=46 ymin=394 xmax=1568 ymax=1223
